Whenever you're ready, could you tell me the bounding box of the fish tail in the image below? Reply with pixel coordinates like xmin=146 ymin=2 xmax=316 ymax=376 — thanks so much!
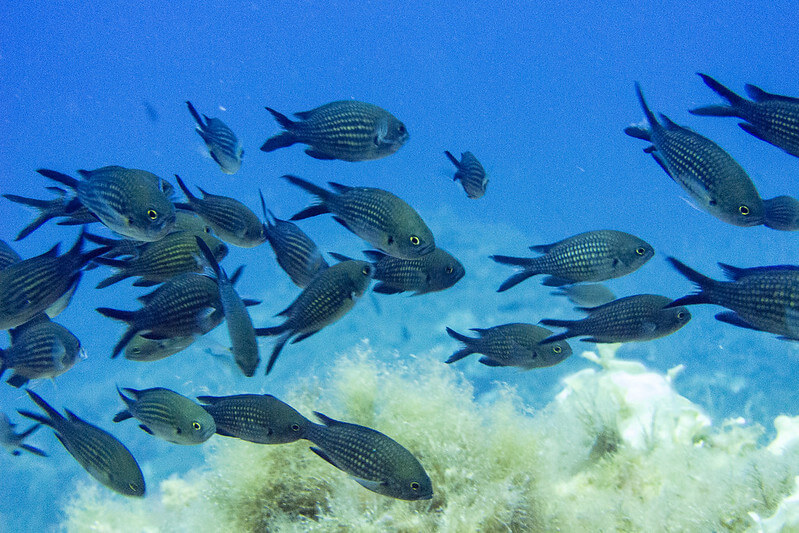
xmin=444 ymin=150 xmax=460 ymax=168
xmin=96 ymin=307 xmax=136 ymax=323
xmin=633 ymin=82 xmax=659 ymax=129
xmin=290 ymin=205 xmax=330 ymax=220
xmin=665 ymin=257 xmax=716 ymax=307
xmin=3 ymin=193 xmax=54 ymax=209
xmin=19 ymin=390 xmax=65 ymax=428
xmin=83 ymin=232 xmax=121 ymax=246
xmin=185 ymin=101 xmax=205 ymax=128
xmin=36 ymin=169 xmax=80 ymax=190
xmin=194 ymin=236 xmax=223 ymax=279
xmin=690 ymin=73 xmax=745 ymax=115
xmin=260 ymin=108 xmax=298 ymax=152
xmin=254 ymin=324 xmax=288 ymax=337
xmin=15 ymin=216 xmax=55 ymax=241
xmin=95 ymin=270 xmax=130 ymax=289
xmin=445 ymin=326 xmax=476 ymax=344
xmin=265 ymin=107 xmax=295 ymax=129
xmin=174 ymin=175 xmax=198 ymax=202
xmin=497 ymin=271 xmax=537 ymax=292
xmin=281 ymin=175 xmax=333 ymax=202
xmin=264 ymin=333 xmax=291 ymax=375
xmin=17 ymin=422 xmax=42 ymax=440
xmin=490 ymin=254 xmax=535 ymax=267
xmin=3 ymin=194 xmax=63 ymax=240
xmin=444 ymin=347 xmax=476 ymax=364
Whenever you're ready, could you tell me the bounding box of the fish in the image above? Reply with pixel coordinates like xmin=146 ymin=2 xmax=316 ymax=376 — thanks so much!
xmin=540 ymin=294 xmax=691 ymax=343
xmin=690 ymin=73 xmax=799 ymax=158
xmin=260 ymin=100 xmax=408 ymax=161
xmin=331 ymin=248 xmax=464 ymax=295
xmin=624 ymin=83 xmax=764 ymax=227
xmin=93 ymin=230 xmax=228 ymax=288
xmin=666 ymin=257 xmax=799 ymax=340
xmin=255 ymin=259 xmax=373 ymax=375
xmin=36 ymin=166 xmax=176 ymax=241
xmin=262 ymin=197 xmax=329 ymax=288
xmin=445 ymin=323 xmax=572 ymax=369
xmin=0 ymin=232 xmax=105 ymax=330
xmin=0 ymin=239 xmax=22 ymax=269
xmin=3 ymin=187 xmax=95 ymax=240
xmin=490 ymin=230 xmax=654 ymax=291
xmin=283 ymin=175 xmax=435 ymax=259
xmin=124 ymin=333 xmax=196 ymax=362
xmin=0 ymin=412 xmax=46 ymax=456
xmin=113 ymin=387 xmax=216 ymax=445
xmin=305 ymin=411 xmax=433 ymax=500
xmin=97 ymin=272 xmax=223 ymax=358
xmin=550 ymin=284 xmax=616 ymax=307
xmin=17 ymin=389 xmax=145 ymax=497
xmin=444 ymin=151 xmax=488 ymax=199
xmin=196 ymin=394 xmax=312 ymax=444
xmin=763 ymin=196 xmax=799 ymax=231
xmin=175 ymin=175 xmax=265 ymax=248
xmin=186 ymin=101 xmax=243 ymax=174
xmin=0 ymin=313 xmax=83 ymax=387
xmin=196 ymin=237 xmax=259 ymax=377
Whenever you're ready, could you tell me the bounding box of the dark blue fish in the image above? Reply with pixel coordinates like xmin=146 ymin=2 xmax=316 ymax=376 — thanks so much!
xmin=1 ymin=412 xmax=46 ymax=456
xmin=17 ymin=390 xmax=145 ymax=497
xmin=625 ymin=83 xmax=764 ymax=227
xmin=445 ymin=150 xmax=488 ymax=199
xmin=3 ymin=187 xmax=95 ymax=241
xmin=186 ymin=101 xmax=243 ymax=174
xmin=445 ymin=323 xmax=571 ymax=369
xmin=667 ymin=257 xmax=799 ymax=340
xmin=690 ymin=73 xmax=799 ymax=158
xmin=197 ymin=394 xmax=312 ymax=444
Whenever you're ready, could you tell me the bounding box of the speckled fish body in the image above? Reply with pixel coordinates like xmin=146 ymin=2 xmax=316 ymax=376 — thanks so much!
xmin=97 ymin=272 xmax=222 ymax=357
xmin=491 ymin=229 xmax=653 ymax=291
xmin=0 ymin=233 xmax=103 ymax=330
xmin=690 ymin=73 xmax=799 ymax=158
xmin=113 ymin=387 xmax=215 ymax=445
xmin=445 ymin=323 xmax=571 ymax=369
xmin=541 ymin=294 xmax=691 ymax=343
xmin=264 ymin=209 xmax=328 ymax=288
xmin=18 ymin=390 xmax=145 ymax=497
xmin=124 ymin=333 xmax=196 ymax=362
xmin=255 ymin=259 xmax=373 ymax=374
xmin=186 ymin=101 xmax=243 ymax=174
xmin=763 ymin=196 xmax=799 ymax=231
xmin=283 ymin=175 xmax=435 ymax=259
xmin=305 ymin=412 xmax=433 ymax=500
xmin=550 ymin=283 xmax=616 ymax=307
xmin=37 ymin=166 xmax=176 ymax=241
xmin=359 ymin=248 xmax=464 ymax=295
xmin=667 ymin=258 xmax=799 ymax=340
xmin=261 ymin=100 xmax=408 ymax=161
xmin=445 ymin=150 xmax=488 ymax=199
xmin=197 ymin=394 xmax=311 ymax=444
xmin=0 ymin=314 xmax=82 ymax=387
xmin=0 ymin=412 xmax=46 ymax=456
xmin=625 ymin=83 xmax=763 ymax=227
xmin=175 ymin=176 xmax=265 ymax=248
xmin=94 ymin=230 xmax=228 ymax=288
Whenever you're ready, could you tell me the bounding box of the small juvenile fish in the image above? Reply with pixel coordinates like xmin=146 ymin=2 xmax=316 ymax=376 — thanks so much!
xmin=331 ymin=249 xmax=464 ymax=295
xmin=550 ymin=284 xmax=616 ymax=307
xmin=97 ymin=272 xmax=223 ymax=357
xmin=18 ymin=390 xmax=145 ymax=497
xmin=0 ymin=232 xmax=105 ymax=330
xmin=0 ymin=314 xmax=83 ymax=388
xmin=263 ymin=201 xmax=329 ymax=288
xmin=3 ymin=187 xmax=95 ymax=241
xmin=175 ymin=175 xmax=265 ymax=248
xmin=667 ymin=258 xmax=799 ymax=340
xmin=0 ymin=412 xmax=46 ymax=456
xmin=690 ymin=73 xmax=799 ymax=158
xmin=0 ymin=239 xmax=22 ymax=268
xmin=37 ymin=166 xmax=176 ymax=241
xmin=186 ymin=101 xmax=243 ymax=174
xmin=124 ymin=333 xmax=196 ymax=362
xmin=255 ymin=260 xmax=373 ymax=374
xmin=445 ymin=323 xmax=572 ymax=369
xmin=625 ymin=83 xmax=764 ymax=227
xmin=197 ymin=394 xmax=311 ymax=444
xmin=763 ymin=196 xmax=799 ymax=231
xmin=93 ymin=230 xmax=228 ymax=288
xmin=444 ymin=151 xmax=488 ymax=199
xmin=305 ymin=412 xmax=433 ymax=500
xmin=260 ymin=100 xmax=408 ymax=161
xmin=113 ymin=387 xmax=216 ymax=445
xmin=540 ymin=294 xmax=691 ymax=343
xmin=196 ymin=238 xmax=259 ymax=377
xmin=491 ymin=230 xmax=653 ymax=291
xmin=283 ymin=175 xmax=435 ymax=259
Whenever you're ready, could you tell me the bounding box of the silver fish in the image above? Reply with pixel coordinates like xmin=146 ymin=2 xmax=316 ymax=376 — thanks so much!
xmin=197 ymin=394 xmax=311 ymax=444
xmin=186 ymin=101 xmax=243 ymax=174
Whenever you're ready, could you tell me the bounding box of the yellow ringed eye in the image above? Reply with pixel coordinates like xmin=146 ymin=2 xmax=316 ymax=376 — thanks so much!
xmin=446 ymin=266 xmax=453 ymax=274
xmin=147 ymin=209 xmax=158 ymax=220
xmin=192 ymin=422 xmax=202 ymax=430
xmin=739 ymin=205 xmax=750 ymax=215
xmin=553 ymin=345 xmax=562 ymax=354
xmin=635 ymin=247 xmax=646 ymax=256
xmin=410 ymin=481 xmax=420 ymax=491
xmin=291 ymin=424 xmax=301 ymax=432
xmin=410 ymin=236 xmax=420 ymax=246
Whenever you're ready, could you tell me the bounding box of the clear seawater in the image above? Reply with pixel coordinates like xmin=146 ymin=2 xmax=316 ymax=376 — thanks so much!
xmin=1 ymin=1 xmax=798 ymax=531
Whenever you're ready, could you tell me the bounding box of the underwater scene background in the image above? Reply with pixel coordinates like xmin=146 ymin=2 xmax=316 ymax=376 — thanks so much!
xmin=2 ymin=1 xmax=799 ymax=531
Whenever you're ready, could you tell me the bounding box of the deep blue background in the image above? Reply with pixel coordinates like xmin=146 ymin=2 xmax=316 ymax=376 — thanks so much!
xmin=2 ymin=2 xmax=798 ymax=530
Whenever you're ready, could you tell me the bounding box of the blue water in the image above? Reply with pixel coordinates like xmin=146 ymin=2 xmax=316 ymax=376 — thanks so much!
xmin=2 ymin=1 xmax=799 ymax=531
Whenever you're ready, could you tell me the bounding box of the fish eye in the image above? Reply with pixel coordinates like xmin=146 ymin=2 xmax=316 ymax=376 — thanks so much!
xmin=362 ymin=265 xmax=372 ymax=276
xmin=445 ymin=266 xmax=453 ymax=274
xmin=192 ymin=422 xmax=202 ymax=430
xmin=131 ymin=347 xmax=141 ymax=354
xmin=398 ymin=124 xmax=406 ymax=134
xmin=635 ymin=247 xmax=646 ymax=256
xmin=291 ymin=423 xmax=301 ymax=432
xmin=553 ymin=345 xmax=562 ymax=354
xmin=676 ymin=311 xmax=686 ymax=320
xmin=147 ymin=209 xmax=158 ymax=220
xmin=410 ymin=235 xmax=420 ymax=246
xmin=410 ymin=481 xmax=420 ymax=491
xmin=739 ymin=205 xmax=750 ymax=215
xmin=128 ymin=482 xmax=139 ymax=491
